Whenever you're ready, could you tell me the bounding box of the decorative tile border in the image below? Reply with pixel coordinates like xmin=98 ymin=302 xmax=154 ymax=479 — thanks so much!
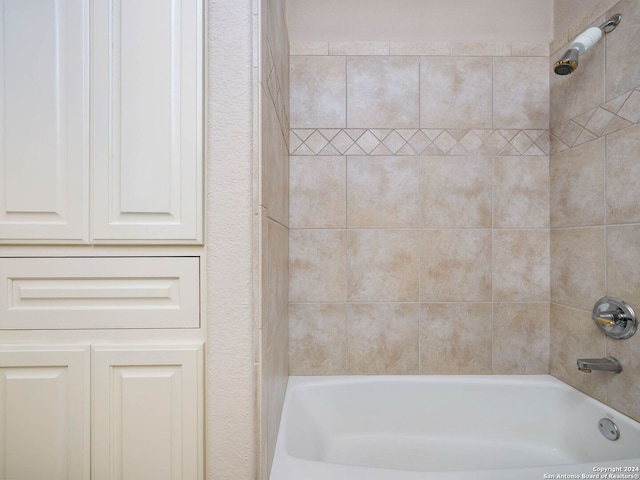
xmin=290 ymin=86 xmax=640 ymax=157
xmin=290 ymin=40 xmax=549 ymax=57
xmin=290 ymin=128 xmax=549 ymax=156
xmin=263 ymin=42 xmax=289 ymax=137
xmin=551 ymin=87 xmax=640 ymax=153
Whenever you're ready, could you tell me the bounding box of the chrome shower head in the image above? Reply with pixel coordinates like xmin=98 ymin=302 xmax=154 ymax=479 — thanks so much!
xmin=553 ymin=48 xmax=579 ymax=75
xmin=553 ymin=14 xmax=622 ymax=76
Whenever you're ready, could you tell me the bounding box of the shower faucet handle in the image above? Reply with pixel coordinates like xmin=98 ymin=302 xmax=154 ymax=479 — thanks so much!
xmin=592 ymin=310 xmax=626 ymax=327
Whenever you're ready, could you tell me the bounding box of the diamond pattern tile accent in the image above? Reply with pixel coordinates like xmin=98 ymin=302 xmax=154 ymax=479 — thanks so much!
xmin=382 ymin=131 xmax=407 ymax=154
xmin=550 ymin=86 xmax=640 ymax=152
xmin=601 ymin=91 xmax=631 ymax=114
xmin=289 ymin=87 xmax=640 ymax=157
xmin=458 ymin=131 xmax=483 ymax=152
xmin=356 ymin=130 xmax=381 ymax=154
xmin=291 ymin=128 xmax=552 ymax=156
xmin=407 ymin=131 xmax=430 ymax=152
xmin=584 ymin=108 xmax=615 ymax=136
xmin=433 ymin=131 xmax=457 ymax=153
xmin=617 ymin=90 xmax=640 ymax=123
xmin=305 ymin=130 xmax=329 ymax=154
xmin=331 ymin=131 xmax=355 ymax=154
xmin=510 ymin=131 xmax=534 ymax=154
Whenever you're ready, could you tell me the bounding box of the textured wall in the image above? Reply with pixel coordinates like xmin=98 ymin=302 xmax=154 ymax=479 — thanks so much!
xmin=288 ymin=41 xmax=551 ymax=376
xmin=206 ymin=0 xmax=256 ymax=478
xmin=549 ymin=0 xmax=640 ymax=422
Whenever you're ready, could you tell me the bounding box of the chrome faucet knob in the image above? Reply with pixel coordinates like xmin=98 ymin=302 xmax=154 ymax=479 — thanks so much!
xmin=591 ymin=297 xmax=637 ymax=339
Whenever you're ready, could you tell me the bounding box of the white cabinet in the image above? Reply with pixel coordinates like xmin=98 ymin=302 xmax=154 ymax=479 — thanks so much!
xmin=0 ymin=0 xmax=88 ymax=242
xmin=0 ymin=346 xmax=90 ymax=480
xmin=92 ymin=345 xmax=203 ymax=480
xmin=0 ymin=0 xmax=203 ymax=244
xmin=0 ymin=344 xmax=202 ymax=480
xmin=91 ymin=0 xmax=203 ymax=243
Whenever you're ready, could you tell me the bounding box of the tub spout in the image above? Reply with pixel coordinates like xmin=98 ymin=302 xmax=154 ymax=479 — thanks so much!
xmin=577 ymin=357 xmax=622 ymax=373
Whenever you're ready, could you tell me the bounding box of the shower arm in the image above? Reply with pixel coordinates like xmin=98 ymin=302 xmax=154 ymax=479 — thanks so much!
xmin=599 ymin=14 xmax=622 ymax=33
xmin=553 ymin=14 xmax=622 ymax=75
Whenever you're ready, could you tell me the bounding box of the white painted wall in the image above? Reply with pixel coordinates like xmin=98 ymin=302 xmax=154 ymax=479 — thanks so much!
xmin=286 ymin=0 xmax=553 ymax=43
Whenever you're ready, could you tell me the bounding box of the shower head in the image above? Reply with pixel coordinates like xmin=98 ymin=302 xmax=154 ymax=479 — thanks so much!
xmin=553 ymin=48 xmax=579 ymax=75
xmin=553 ymin=13 xmax=622 ymax=76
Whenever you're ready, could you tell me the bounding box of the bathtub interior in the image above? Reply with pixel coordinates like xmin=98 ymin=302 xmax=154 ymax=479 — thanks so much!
xmin=282 ymin=376 xmax=640 ymax=473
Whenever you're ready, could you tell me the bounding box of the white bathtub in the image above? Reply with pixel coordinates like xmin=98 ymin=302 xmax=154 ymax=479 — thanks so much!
xmin=270 ymin=375 xmax=640 ymax=480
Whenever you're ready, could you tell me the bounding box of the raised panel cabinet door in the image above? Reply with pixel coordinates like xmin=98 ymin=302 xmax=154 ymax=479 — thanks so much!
xmin=92 ymin=345 xmax=203 ymax=480
xmin=0 ymin=346 xmax=90 ymax=480
xmin=91 ymin=0 xmax=203 ymax=243
xmin=0 ymin=0 xmax=89 ymax=242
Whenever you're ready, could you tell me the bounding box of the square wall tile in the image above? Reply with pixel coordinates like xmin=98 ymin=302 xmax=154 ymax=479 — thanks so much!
xmin=290 ymin=156 xmax=346 ymax=228
xmin=493 ymin=230 xmax=549 ymax=302
xmin=420 ymin=156 xmax=492 ymax=229
xmin=347 ymin=303 xmax=419 ymax=374
xmin=290 ymin=56 xmax=346 ymax=128
xmin=347 ymin=156 xmax=420 ymax=228
xmin=550 ymin=303 xmax=607 ymax=402
xmin=347 ymin=230 xmax=419 ymax=302
xmin=420 ymin=230 xmax=492 ymax=302
xmin=606 ymin=0 xmax=640 ymax=100
xmin=494 ymin=57 xmax=549 ymax=129
xmin=420 ymin=57 xmax=492 ymax=129
xmin=262 ymin=316 xmax=288 ymax=479
xmin=551 ymin=227 xmax=605 ymax=311
xmin=289 ymin=303 xmax=346 ymax=375
xmin=420 ymin=303 xmax=492 ymax=374
xmin=261 ymin=217 xmax=289 ymax=347
xmin=347 ymin=56 xmax=420 ymax=128
xmin=493 ymin=303 xmax=549 ymax=374
xmin=607 ymin=225 xmax=640 ymax=311
xmin=261 ymin=86 xmax=289 ymax=226
xmin=550 ymin=138 xmax=605 ymax=228
xmin=494 ymin=156 xmax=550 ymax=229
xmin=289 ymin=229 xmax=346 ymax=302
xmin=606 ymin=124 xmax=640 ymax=225
xmin=256 ymin=316 xmax=289 ymax=480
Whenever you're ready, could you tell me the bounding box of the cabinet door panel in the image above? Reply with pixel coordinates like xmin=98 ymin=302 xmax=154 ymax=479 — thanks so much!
xmin=0 ymin=0 xmax=88 ymax=242
xmin=91 ymin=0 xmax=203 ymax=243
xmin=92 ymin=345 xmax=202 ymax=480
xmin=0 ymin=346 xmax=90 ymax=480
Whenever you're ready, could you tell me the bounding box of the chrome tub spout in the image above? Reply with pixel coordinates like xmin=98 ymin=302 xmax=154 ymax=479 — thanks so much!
xmin=577 ymin=357 xmax=622 ymax=373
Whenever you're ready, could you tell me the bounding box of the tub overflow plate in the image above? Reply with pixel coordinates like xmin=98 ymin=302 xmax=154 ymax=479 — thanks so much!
xmin=598 ymin=417 xmax=620 ymax=441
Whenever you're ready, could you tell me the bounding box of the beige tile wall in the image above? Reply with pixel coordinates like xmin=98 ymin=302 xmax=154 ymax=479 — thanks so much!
xmin=258 ymin=0 xmax=289 ymax=478
xmin=550 ymin=0 xmax=640 ymax=421
xmin=289 ymin=43 xmax=551 ymax=376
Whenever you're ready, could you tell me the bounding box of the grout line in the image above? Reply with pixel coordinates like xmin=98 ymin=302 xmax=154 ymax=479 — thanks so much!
xmin=491 ymin=154 xmax=495 ymax=374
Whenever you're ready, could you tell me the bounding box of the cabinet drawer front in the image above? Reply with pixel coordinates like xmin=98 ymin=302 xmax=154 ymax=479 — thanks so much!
xmin=0 ymin=257 xmax=200 ymax=329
